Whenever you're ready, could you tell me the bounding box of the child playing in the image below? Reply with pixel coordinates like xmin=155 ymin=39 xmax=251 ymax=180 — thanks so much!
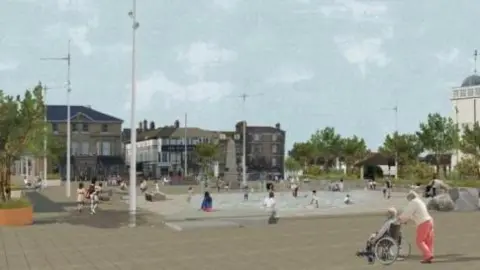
xmin=77 ymin=183 xmax=86 ymax=212
xmin=344 ymin=194 xmax=352 ymax=204
xmin=263 ymin=191 xmax=277 ymax=224
xmin=309 ymin=190 xmax=319 ymax=208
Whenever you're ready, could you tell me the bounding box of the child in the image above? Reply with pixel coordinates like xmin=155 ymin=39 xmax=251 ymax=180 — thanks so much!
xmin=243 ymin=184 xmax=249 ymax=201
xmin=187 ymin=186 xmax=193 ymax=203
xmin=263 ymin=191 xmax=277 ymax=224
xmin=76 ymin=183 xmax=86 ymax=212
xmin=140 ymin=180 xmax=148 ymax=193
xmin=309 ymin=190 xmax=319 ymax=208
xmin=344 ymin=194 xmax=352 ymax=204
xmin=200 ymin=192 xmax=213 ymax=212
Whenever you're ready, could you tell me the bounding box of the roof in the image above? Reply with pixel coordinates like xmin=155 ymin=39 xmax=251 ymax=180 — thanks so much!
xmin=169 ymin=128 xmax=217 ymax=138
xmin=354 ymin=152 xmax=394 ymax=167
xmin=461 ymin=75 xmax=480 ymax=87
xmin=47 ymin=105 xmax=122 ymax=123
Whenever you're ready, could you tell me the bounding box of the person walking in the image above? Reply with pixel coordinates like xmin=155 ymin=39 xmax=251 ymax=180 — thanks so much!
xmin=398 ymin=191 xmax=434 ymax=263
xmin=76 ymin=183 xmax=86 ymax=213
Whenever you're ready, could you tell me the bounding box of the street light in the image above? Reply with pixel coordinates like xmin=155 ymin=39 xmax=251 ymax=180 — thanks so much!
xmin=40 ymin=40 xmax=72 ymax=197
xmin=128 ymin=0 xmax=140 ymax=228
xmin=232 ymin=93 xmax=264 ymax=187
xmin=381 ymin=105 xmax=399 ymax=180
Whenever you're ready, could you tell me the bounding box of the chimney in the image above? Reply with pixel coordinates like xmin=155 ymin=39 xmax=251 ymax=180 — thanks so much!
xmin=138 ymin=121 xmax=143 ymax=132
xmin=275 ymin=123 xmax=281 ymax=129
xmin=143 ymin=119 xmax=148 ymax=130
xmin=149 ymin=121 xmax=155 ymax=130
xmin=174 ymin=120 xmax=180 ymax=128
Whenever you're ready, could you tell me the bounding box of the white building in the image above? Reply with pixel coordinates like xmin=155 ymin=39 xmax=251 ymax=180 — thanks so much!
xmin=450 ymin=74 xmax=480 ymax=167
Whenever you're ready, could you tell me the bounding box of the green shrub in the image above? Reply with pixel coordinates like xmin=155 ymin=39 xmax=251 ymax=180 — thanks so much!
xmin=0 ymin=198 xmax=31 ymax=209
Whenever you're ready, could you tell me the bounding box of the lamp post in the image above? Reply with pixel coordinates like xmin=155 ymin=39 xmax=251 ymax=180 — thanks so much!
xmin=128 ymin=0 xmax=140 ymax=228
xmin=381 ymin=104 xmax=399 ymax=180
xmin=41 ymin=40 xmax=72 ymax=197
xmin=234 ymin=93 xmax=263 ymax=187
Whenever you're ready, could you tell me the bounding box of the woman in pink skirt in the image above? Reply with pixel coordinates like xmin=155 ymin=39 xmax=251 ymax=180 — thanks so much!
xmin=398 ymin=191 xmax=434 ymax=263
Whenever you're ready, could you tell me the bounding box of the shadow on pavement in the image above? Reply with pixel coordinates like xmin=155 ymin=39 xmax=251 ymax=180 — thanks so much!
xmin=408 ymin=253 xmax=480 ymax=264
xmin=33 ymin=209 xmax=153 ymax=229
xmin=25 ymin=191 xmax=76 ymax=213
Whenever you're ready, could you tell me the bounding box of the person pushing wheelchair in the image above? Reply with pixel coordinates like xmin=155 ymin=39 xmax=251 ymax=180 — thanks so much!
xmin=356 ymin=207 xmax=400 ymax=263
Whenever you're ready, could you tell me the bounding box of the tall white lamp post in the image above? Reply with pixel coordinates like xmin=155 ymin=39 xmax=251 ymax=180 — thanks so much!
xmin=128 ymin=0 xmax=140 ymax=228
xmin=41 ymin=40 xmax=72 ymax=197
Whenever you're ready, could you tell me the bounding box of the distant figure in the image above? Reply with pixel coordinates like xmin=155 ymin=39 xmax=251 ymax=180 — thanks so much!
xmin=291 ymin=182 xmax=299 ymax=198
xmin=77 ymin=183 xmax=86 ymax=213
xmin=344 ymin=194 xmax=352 ymax=204
xmin=139 ymin=180 xmax=148 ymax=193
xmin=263 ymin=191 xmax=277 ymax=224
xmin=338 ymin=179 xmax=344 ymax=192
xmin=309 ymin=190 xmax=319 ymax=208
xmin=383 ymin=178 xmax=392 ymax=199
xmin=200 ymin=191 xmax=213 ymax=212
xmin=243 ymin=185 xmax=249 ymax=201
xmin=187 ymin=186 xmax=193 ymax=203
xmin=155 ymin=181 xmax=160 ymax=193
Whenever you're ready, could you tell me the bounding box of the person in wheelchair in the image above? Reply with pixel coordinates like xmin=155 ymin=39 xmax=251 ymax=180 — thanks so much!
xmin=356 ymin=207 xmax=401 ymax=263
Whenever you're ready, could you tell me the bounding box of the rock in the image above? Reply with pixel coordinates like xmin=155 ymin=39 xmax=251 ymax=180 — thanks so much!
xmin=427 ymin=194 xmax=455 ymax=212
xmin=145 ymin=192 xmax=167 ymax=202
xmin=453 ymin=187 xmax=479 ymax=212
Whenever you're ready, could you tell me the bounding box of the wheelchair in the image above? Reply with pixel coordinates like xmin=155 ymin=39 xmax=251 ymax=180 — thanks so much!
xmin=357 ymin=223 xmax=411 ymax=265
xmin=373 ymin=224 xmax=411 ymax=265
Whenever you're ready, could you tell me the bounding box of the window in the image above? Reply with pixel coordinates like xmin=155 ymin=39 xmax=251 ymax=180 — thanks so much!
xmin=81 ymin=142 xmax=89 ymax=155
xmin=219 ymin=133 xmax=226 ymax=140
xmin=253 ymin=134 xmax=261 ymax=141
xmin=71 ymin=141 xmax=79 ymax=155
xmin=72 ymin=123 xmax=78 ymax=132
xmin=272 ymin=133 xmax=277 ymax=141
xmin=272 ymin=144 xmax=278 ymax=154
xmin=102 ymin=141 xmax=111 ymax=156
xmin=52 ymin=123 xmax=58 ymax=132
xmin=101 ymin=124 xmax=108 ymax=132
xmin=272 ymin=157 xmax=277 ymax=167
xmin=82 ymin=123 xmax=89 ymax=132
xmin=96 ymin=141 xmax=101 ymax=155
xmin=234 ymin=134 xmax=240 ymax=140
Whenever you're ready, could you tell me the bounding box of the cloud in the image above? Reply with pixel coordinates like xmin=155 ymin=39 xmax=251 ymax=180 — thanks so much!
xmin=435 ymin=48 xmax=460 ymax=65
xmin=295 ymin=0 xmax=389 ymax=23
xmin=69 ymin=26 xmax=93 ymax=56
xmin=176 ymin=41 xmax=237 ymax=79
xmin=334 ymin=36 xmax=390 ymax=77
xmin=211 ymin=0 xmax=242 ymax=11
xmin=124 ymin=71 xmax=233 ymax=110
xmin=0 ymin=61 xmax=19 ymax=71
xmin=266 ymin=67 xmax=314 ymax=84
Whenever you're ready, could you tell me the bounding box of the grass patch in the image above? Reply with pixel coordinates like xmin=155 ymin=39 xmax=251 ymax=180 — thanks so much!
xmin=0 ymin=198 xmax=31 ymax=209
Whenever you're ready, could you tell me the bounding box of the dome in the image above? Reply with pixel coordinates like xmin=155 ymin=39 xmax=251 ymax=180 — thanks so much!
xmin=461 ymin=75 xmax=480 ymax=87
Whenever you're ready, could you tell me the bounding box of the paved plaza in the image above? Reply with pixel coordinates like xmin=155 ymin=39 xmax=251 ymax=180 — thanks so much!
xmin=1 ymin=185 xmax=479 ymax=269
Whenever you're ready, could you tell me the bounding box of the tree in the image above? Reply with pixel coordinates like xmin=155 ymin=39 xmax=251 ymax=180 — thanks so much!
xmin=416 ymin=113 xmax=457 ymax=173
xmin=0 ymin=84 xmax=47 ymax=201
xmin=342 ymin=135 xmax=367 ymax=173
xmin=379 ymin=132 xmax=423 ymax=165
xmin=284 ymin=156 xmax=301 ymax=172
xmin=193 ymin=142 xmax=219 ymax=175
xmin=460 ymin=122 xmax=480 ymax=159
xmin=288 ymin=142 xmax=314 ymax=168
xmin=455 ymin=156 xmax=479 ymax=179
xmin=309 ymin=127 xmax=342 ymax=169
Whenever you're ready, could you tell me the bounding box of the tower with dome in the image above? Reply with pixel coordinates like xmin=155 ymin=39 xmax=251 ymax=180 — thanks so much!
xmin=450 ymin=50 xmax=480 ymax=167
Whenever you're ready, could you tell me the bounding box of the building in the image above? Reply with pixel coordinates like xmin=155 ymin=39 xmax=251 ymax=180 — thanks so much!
xmin=14 ymin=105 xmax=124 ymax=180
xmin=124 ymin=120 xmax=219 ymax=178
xmin=234 ymin=122 xmax=286 ymax=180
xmin=124 ymin=120 xmax=286 ymax=182
xmin=451 ymin=74 xmax=480 ymax=167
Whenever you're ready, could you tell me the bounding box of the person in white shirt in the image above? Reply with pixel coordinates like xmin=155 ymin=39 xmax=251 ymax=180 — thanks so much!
xmin=263 ymin=192 xmax=277 ymax=224
xmin=398 ymin=191 xmax=434 ymax=264
xmin=344 ymin=194 xmax=352 ymax=204
xmin=427 ymin=177 xmax=449 ymax=197
xmin=309 ymin=190 xmax=319 ymax=208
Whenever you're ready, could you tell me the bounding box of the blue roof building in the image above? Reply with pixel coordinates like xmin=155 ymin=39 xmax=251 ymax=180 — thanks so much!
xmin=46 ymin=105 xmax=123 ymax=123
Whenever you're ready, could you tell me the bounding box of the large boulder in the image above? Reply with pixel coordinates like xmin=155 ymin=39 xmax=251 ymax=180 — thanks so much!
xmin=452 ymin=187 xmax=479 ymax=212
xmin=427 ymin=194 xmax=455 ymax=212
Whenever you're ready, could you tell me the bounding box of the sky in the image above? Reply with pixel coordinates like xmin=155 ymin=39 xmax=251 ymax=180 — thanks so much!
xmin=0 ymin=0 xmax=479 ymax=151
